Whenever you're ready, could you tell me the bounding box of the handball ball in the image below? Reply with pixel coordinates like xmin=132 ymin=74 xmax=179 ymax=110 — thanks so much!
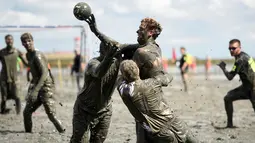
xmin=73 ymin=2 xmax=92 ymax=20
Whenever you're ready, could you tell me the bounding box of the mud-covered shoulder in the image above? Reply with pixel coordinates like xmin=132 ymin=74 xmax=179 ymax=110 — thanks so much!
xmin=133 ymin=43 xmax=161 ymax=68
xmin=140 ymin=43 xmax=161 ymax=56
xmin=34 ymin=50 xmax=44 ymax=58
xmin=235 ymin=54 xmax=247 ymax=67
xmin=240 ymin=52 xmax=251 ymax=62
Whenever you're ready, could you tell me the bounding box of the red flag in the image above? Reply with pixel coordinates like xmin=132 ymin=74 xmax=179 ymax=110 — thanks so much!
xmin=172 ymin=48 xmax=176 ymax=61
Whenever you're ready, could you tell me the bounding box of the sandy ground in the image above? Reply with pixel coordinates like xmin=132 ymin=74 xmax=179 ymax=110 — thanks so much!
xmin=0 ymin=74 xmax=255 ymax=143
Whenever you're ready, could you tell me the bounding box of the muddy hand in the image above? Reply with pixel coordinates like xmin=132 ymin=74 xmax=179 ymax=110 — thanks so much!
xmin=84 ymin=14 xmax=98 ymax=33
xmin=28 ymin=91 xmax=38 ymax=102
xmin=217 ymin=61 xmax=226 ymax=69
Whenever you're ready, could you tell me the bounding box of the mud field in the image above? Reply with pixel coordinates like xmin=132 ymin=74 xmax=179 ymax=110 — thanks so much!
xmin=0 ymin=75 xmax=255 ymax=143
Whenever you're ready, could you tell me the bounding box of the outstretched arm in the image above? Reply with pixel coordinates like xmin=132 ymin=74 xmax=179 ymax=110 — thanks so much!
xmin=85 ymin=14 xmax=140 ymax=52
xmin=18 ymin=50 xmax=28 ymax=67
xmin=93 ymin=30 xmax=139 ymax=52
xmin=229 ymin=60 xmax=243 ymax=81
xmin=219 ymin=60 xmax=243 ymax=81
xmin=222 ymin=68 xmax=237 ymax=81
xmin=85 ymin=14 xmax=118 ymax=46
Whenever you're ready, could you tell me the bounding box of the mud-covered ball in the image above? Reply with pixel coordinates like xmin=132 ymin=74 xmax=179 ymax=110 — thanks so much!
xmin=73 ymin=2 xmax=92 ymax=20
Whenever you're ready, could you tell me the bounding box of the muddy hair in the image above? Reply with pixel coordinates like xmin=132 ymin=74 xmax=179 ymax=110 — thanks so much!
xmin=140 ymin=18 xmax=162 ymax=39
xmin=120 ymin=60 xmax=140 ymax=82
xmin=5 ymin=34 xmax=13 ymax=40
xmin=20 ymin=32 xmax=33 ymax=42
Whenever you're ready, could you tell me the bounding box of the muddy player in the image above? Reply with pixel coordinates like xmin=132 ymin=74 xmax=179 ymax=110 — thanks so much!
xmin=84 ymin=15 xmax=173 ymax=142
xmin=117 ymin=60 xmax=198 ymax=143
xmin=217 ymin=39 xmax=255 ymax=128
xmin=0 ymin=34 xmax=28 ymax=114
xmin=20 ymin=33 xmax=65 ymax=133
xmin=84 ymin=15 xmax=174 ymax=142
xmin=70 ymin=42 xmax=121 ymax=143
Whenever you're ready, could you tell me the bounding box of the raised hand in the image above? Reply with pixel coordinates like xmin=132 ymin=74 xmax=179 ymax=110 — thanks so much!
xmin=84 ymin=14 xmax=98 ymax=33
xmin=217 ymin=61 xmax=226 ymax=70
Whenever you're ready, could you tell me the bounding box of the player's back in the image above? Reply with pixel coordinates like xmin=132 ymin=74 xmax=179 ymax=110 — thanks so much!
xmin=135 ymin=78 xmax=174 ymax=131
xmin=77 ymin=57 xmax=102 ymax=113
xmin=118 ymin=77 xmax=174 ymax=134
xmin=78 ymin=57 xmax=119 ymax=114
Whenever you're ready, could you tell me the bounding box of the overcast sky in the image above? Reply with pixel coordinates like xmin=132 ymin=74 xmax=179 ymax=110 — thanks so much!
xmin=0 ymin=0 xmax=255 ymax=59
